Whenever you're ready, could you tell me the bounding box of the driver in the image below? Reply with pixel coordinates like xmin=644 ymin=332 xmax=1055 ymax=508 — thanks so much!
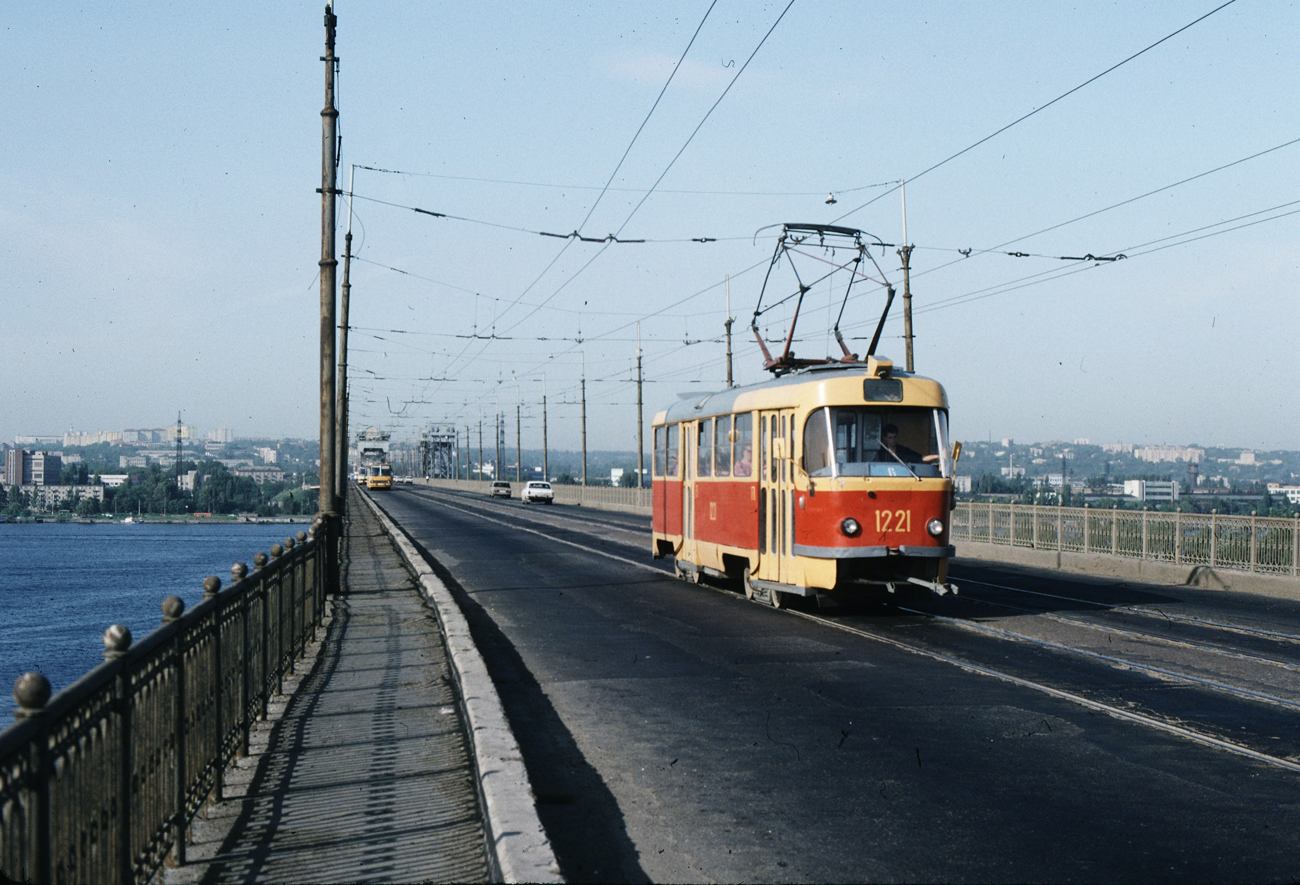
xmin=875 ymin=424 xmax=938 ymax=463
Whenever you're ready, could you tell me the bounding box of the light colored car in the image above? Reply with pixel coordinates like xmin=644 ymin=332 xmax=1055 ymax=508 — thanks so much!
xmin=489 ymin=480 xmax=512 ymax=498
xmin=520 ymin=481 xmax=554 ymax=505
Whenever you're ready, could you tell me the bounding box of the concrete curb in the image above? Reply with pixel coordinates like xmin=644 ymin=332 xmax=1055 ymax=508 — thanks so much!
xmin=357 ymin=491 xmax=562 ymax=884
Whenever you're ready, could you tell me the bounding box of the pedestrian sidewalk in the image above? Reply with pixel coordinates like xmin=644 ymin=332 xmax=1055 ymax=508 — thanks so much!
xmin=166 ymin=492 xmax=491 ymax=884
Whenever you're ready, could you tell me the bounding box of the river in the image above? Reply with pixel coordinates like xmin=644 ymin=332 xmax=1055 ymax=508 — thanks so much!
xmin=0 ymin=521 xmax=307 ymax=700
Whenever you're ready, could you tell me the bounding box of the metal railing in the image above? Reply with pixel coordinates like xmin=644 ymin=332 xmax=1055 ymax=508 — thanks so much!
xmin=1 ymin=524 xmax=328 ymax=885
xmin=953 ymin=502 xmax=1300 ymax=577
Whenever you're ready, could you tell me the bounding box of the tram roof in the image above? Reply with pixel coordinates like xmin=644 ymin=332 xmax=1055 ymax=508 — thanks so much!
xmin=656 ymin=361 xmax=948 ymax=424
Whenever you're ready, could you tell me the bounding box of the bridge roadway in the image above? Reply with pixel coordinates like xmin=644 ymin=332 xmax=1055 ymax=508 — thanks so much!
xmin=374 ymin=483 xmax=1300 ymax=883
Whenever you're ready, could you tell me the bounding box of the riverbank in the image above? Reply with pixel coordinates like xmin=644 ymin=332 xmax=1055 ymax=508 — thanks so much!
xmin=1 ymin=515 xmax=314 ymax=525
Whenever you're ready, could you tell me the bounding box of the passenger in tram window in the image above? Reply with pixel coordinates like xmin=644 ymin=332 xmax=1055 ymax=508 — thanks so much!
xmin=735 ymin=444 xmax=753 ymax=477
xmin=876 ymin=423 xmax=938 ymax=464
xmin=714 ymin=415 xmax=732 ymax=476
xmin=732 ymin=412 xmax=753 ymax=477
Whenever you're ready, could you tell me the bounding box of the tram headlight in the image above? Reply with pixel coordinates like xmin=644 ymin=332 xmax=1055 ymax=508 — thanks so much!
xmin=840 ymin=517 xmax=861 ymax=537
xmin=927 ymin=518 xmax=945 ymax=537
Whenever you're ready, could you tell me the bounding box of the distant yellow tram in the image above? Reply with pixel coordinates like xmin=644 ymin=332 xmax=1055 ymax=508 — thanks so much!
xmin=652 ymin=357 xmax=958 ymax=608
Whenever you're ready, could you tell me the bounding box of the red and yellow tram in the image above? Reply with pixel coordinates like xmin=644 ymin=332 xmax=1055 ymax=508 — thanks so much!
xmin=651 ymin=356 xmax=958 ymax=607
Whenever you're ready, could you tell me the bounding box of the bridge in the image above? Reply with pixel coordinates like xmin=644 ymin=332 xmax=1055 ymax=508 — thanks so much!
xmin=6 ymin=479 xmax=1300 ymax=882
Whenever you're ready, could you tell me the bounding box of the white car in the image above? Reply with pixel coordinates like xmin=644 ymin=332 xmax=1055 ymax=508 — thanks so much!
xmin=489 ymin=481 xmax=512 ymax=498
xmin=520 ymin=481 xmax=554 ymax=504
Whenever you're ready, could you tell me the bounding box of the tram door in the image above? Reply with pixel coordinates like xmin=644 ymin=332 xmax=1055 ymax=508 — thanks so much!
xmin=681 ymin=420 xmax=696 ymax=562
xmin=759 ymin=409 xmax=796 ymax=584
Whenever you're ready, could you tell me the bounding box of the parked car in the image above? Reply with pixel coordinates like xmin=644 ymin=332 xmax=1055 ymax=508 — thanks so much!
xmin=520 ymin=481 xmax=554 ymax=504
xmin=489 ymin=480 xmax=512 ymax=498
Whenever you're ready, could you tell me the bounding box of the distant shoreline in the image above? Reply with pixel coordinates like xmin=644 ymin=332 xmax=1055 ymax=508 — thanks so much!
xmin=0 ymin=516 xmax=314 ymax=526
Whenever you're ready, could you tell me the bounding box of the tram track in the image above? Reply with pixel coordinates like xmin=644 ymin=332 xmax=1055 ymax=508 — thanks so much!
xmin=383 ymin=486 xmax=1300 ymax=775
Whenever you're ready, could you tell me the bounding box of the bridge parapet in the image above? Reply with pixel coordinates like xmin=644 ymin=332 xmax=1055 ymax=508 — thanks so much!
xmin=952 ymin=502 xmax=1300 ymax=591
xmin=0 ymin=530 xmax=325 ymax=885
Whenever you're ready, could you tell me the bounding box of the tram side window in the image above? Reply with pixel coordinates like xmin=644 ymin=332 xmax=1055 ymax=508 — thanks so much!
xmin=697 ymin=418 xmax=712 ymax=477
xmin=653 ymin=426 xmax=665 ymax=477
xmin=714 ymin=415 xmax=731 ymax=476
xmin=733 ymin=412 xmax=753 ymax=477
xmin=804 ymin=409 xmax=832 ymax=475
xmin=666 ymin=424 xmax=679 ymax=477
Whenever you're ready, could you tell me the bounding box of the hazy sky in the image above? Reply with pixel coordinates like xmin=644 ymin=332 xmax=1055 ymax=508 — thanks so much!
xmin=3 ymin=2 xmax=1296 ymax=454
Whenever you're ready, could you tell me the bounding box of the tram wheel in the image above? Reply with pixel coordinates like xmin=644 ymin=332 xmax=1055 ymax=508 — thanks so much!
xmin=769 ymin=587 xmax=788 ymax=609
xmin=674 ymin=560 xmax=700 ymax=583
xmin=743 ymin=568 xmax=758 ymax=601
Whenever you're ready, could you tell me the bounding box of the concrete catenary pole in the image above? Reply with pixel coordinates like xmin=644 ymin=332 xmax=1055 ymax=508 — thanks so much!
xmin=581 ymin=353 xmax=588 ymax=487
xmin=898 ymin=179 xmax=915 ymax=373
xmin=542 ymin=374 xmax=549 ymax=482
xmin=724 ymin=275 xmax=734 ymax=387
xmin=636 ymin=323 xmax=644 ymax=489
xmin=318 ymin=5 xmax=340 ymax=589
xmin=335 ymin=164 xmax=355 ymax=504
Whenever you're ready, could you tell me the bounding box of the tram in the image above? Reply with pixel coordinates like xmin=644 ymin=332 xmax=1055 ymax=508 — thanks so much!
xmin=651 ymin=222 xmax=959 ymax=607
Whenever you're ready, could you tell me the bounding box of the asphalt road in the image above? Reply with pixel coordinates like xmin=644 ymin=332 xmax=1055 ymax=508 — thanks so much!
xmin=373 ymin=485 xmax=1300 ymax=883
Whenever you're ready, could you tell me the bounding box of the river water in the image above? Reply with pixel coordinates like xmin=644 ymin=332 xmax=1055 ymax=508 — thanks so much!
xmin=0 ymin=522 xmax=306 ymax=701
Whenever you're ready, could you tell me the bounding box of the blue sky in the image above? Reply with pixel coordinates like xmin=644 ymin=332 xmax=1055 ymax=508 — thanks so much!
xmin=3 ymin=2 xmax=1296 ymax=453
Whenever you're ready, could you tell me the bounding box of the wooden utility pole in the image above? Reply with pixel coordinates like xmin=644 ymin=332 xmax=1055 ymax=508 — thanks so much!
xmin=495 ymin=412 xmax=501 ymax=481
xmin=542 ymin=375 xmax=549 ymax=482
xmin=515 ymin=395 xmax=521 ymax=483
xmin=318 ymin=4 xmax=339 ymax=517
xmin=478 ymin=420 xmax=483 ymax=481
xmin=636 ymin=324 xmax=644 ymax=489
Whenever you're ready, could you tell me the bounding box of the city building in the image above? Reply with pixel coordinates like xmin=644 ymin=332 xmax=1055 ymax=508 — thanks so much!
xmin=1267 ymin=484 xmax=1300 ymax=505
xmin=209 ymin=427 xmax=235 ymax=443
xmin=1134 ymin=445 xmax=1204 ymax=464
xmin=1123 ymin=480 xmax=1180 ymax=503
xmin=4 ymin=449 xmax=31 ymax=486
xmin=233 ymin=466 xmax=287 ymax=485
xmin=1101 ymin=442 xmax=1134 ymax=454
xmin=27 ymin=484 xmax=104 ymax=511
xmin=256 ymin=447 xmax=279 ymax=464
xmin=179 ymin=469 xmax=199 ymax=492
xmin=954 ymin=475 xmax=972 ymax=493
xmin=30 ymin=452 xmax=62 ymax=485
xmin=99 ymin=474 xmax=130 ymax=488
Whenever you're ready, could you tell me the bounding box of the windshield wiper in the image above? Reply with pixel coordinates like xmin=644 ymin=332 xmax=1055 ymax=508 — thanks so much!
xmin=879 ymin=445 xmax=921 ymax=481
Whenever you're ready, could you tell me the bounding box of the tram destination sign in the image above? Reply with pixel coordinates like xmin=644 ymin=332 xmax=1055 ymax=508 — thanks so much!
xmin=863 ymin=379 xmax=904 ymax=402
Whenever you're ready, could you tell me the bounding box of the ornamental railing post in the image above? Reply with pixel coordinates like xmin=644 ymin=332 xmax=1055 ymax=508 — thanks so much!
xmin=1056 ymin=504 xmax=1062 ymax=552
xmin=231 ymin=563 xmax=250 ymax=756
xmin=1141 ymin=507 xmax=1149 ymax=560
xmin=202 ymin=577 xmax=223 ymax=802
xmin=1293 ymin=513 xmax=1299 ymax=577
xmin=270 ymin=544 xmax=285 ymax=692
xmin=987 ymin=500 xmax=993 ymax=543
xmin=253 ymin=552 xmax=270 ymax=720
xmin=1083 ymin=503 xmax=1090 ymax=553
xmin=103 ymin=625 xmax=133 ymax=885
xmin=1210 ymin=510 xmax=1217 ymax=568
xmin=1009 ymin=502 xmax=1016 ymax=546
xmin=1032 ymin=503 xmax=1039 ymax=548
xmin=1250 ymin=511 xmax=1258 ymax=573
xmin=284 ymin=537 xmax=300 ymax=662
xmin=160 ymin=597 xmax=187 ymax=867
xmin=13 ymin=672 xmax=52 ymax=885
xmin=1111 ymin=505 xmax=1118 ymax=555
xmin=1175 ymin=509 xmax=1182 ymax=565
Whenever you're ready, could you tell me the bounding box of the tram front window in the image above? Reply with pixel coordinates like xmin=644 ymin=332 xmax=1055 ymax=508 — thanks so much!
xmin=804 ymin=407 xmax=951 ymax=478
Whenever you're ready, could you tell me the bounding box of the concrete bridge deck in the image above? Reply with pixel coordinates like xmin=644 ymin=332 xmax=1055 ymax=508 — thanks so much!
xmin=166 ymin=491 xmax=501 ymax=884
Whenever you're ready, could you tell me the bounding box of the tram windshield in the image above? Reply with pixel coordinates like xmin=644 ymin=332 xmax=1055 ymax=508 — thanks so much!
xmin=803 ymin=407 xmax=951 ymax=478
